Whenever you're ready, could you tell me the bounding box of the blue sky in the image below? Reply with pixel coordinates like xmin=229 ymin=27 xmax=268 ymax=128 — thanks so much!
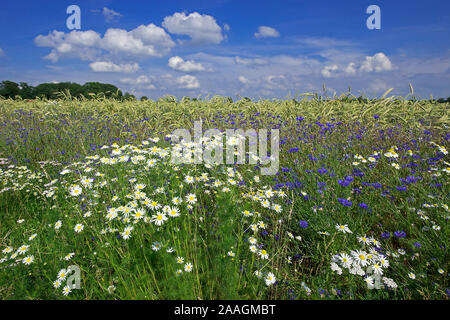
xmin=0 ymin=0 xmax=449 ymax=99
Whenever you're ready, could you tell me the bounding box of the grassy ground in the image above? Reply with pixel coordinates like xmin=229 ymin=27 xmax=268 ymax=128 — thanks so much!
xmin=0 ymin=94 xmax=448 ymax=299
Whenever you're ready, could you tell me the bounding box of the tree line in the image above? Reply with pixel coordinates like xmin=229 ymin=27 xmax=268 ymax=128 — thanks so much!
xmin=0 ymin=80 xmax=137 ymax=100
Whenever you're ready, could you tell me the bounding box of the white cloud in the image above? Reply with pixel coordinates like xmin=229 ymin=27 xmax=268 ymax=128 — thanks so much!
xmin=234 ymin=56 xmax=267 ymax=66
xmin=264 ymin=75 xmax=286 ymax=89
xmin=320 ymin=53 xmax=393 ymax=77
xmin=238 ymin=75 xmax=250 ymax=84
xmin=119 ymin=75 xmax=156 ymax=89
xmin=176 ymin=75 xmax=200 ymax=89
xmin=34 ymin=30 xmax=102 ymax=62
xmin=168 ymin=56 xmax=206 ymax=72
xmin=34 ymin=24 xmax=175 ymax=62
xmin=360 ymin=53 xmax=393 ymax=72
xmin=344 ymin=62 xmax=357 ymax=75
xmin=162 ymin=12 xmax=223 ymax=44
xmin=321 ymin=65 xmax=339 ymax=78
xmin=223 ymin=24 xmax=230 ymax=31
xmin=296 ymin=37 xmax=354 ymax=48
xmin=103 ymin=7 xmax=122 ymax=22
xmin=89 ymin=61 xmax=140 ymax=73
xmin=102 ymin=24 xmax=175 ymax=57
xmin=254 ymin=26 xmax=280 ymax=39
xmin=120 ymin=75 xmax=151 ymax=84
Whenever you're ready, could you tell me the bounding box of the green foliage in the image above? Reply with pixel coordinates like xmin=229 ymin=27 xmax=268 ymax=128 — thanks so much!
xmin=0 ymin=80 xmax=129 ymax=100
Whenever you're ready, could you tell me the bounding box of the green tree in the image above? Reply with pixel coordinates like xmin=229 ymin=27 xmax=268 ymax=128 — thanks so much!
xmin=0 ymin=80 xmax=21 ymax=98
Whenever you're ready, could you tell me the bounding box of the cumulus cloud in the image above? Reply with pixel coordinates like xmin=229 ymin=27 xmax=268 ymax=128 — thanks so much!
xmin=176 ymin=75 xmax=200 ymax=89
xmin=344 ymin=62 xmax=357 ymax=75
xmin=89 ymin=61 xmax=139 ymax=73
xmin=102 ymin=24 xmax=175 ymax=56
xmin=254 ymin=26 xmax=280 ymax=39
xmin=321 ymin=65 xmax=339 ymax=78
xmin=119 ymin=75 xmax=156 ymax=89
xmin=168 ymin=56 xmax=206 ymax=72
xmin=34 ymin=24 xmax=175 ymax=62
xmin=321 ymin=53 xmax=393 ymax=77
xmin=360 ymin=53 xmax=393 ymax=72
xmin=34 ymin=30 xmax=101 ymax=62
xmin=238 ymin=75 xmax=250 ymax=85
xmin=120 ymin=75 xmax=151 ymax=84
xmin=162 ymin=12 xmax=223 ymax=44
xmin=103 ymin=7 xmax=122 ymax=22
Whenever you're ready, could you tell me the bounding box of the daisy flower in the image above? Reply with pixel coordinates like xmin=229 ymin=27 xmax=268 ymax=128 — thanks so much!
xmin=184 ymin=262 xmax=193 ymax=272
xmin=17 ymin=245 xmax=30 ymax=255
xmin=336 ymin=224 xmax=352 ymax=233
xmin=74 ymin=224 xmax=84 ymax=233
xmin=339 ymin=253 xmax=353 ymax=268
xmin=62 ymin=285 xmax=71 ymax=296
xmin=69 ymin=184 xmax=82 ymax=197
xmin=148 ymin=200 xmax=161 ymax=211
xmin=351 ymin=250 xmax=369 ymax=267
xmin=259 ymin=249 xmax=269 ymax=259
xmin=242 ymin=210 xmax=253 ymax=217
xmin=121 ymin=226 xmax=133 ymax=240
xmin=185 ymin=193 xmax=197 ymax=204
xmin=172 ymin=197 xmax=182 ymax=205
xmin=358 ymin=235 xmax=371 ymax=245
xmin=64 ymin=253 xmax=75 ymax=261
xmin=58 ymin=269 xmax=68 ymax=280
xmin=265 ymin=272 xmax=276 ymax=286
xmin=151 ymin=213 xmax=167 ymax=226
xmin=370 ymin=263 xmax=383 ymax=275
xmin=2 ymin=246 xmax=13 ymax=254
xmin=22 ymin=255 xmax=34 ymax=265
xmin=151 ymin=242 xmax=161 ymax=251
xmin=176 ymin=257 xmax=184 ymax=264
xmin=53 ymin=279 xmax=62 ymax=288
xmin=272 ymin=204 xmax=282 ymax=213
xmin=167 ymin=207 xmax=180 ymax=218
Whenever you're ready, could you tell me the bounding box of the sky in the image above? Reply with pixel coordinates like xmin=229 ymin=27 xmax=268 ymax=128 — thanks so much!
xmin=0 ymin=0 xmax=449 ymax=99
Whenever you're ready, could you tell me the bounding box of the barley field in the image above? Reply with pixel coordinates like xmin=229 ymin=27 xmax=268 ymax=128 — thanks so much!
xmin=0 ymin=93 xmax=448 ymax=299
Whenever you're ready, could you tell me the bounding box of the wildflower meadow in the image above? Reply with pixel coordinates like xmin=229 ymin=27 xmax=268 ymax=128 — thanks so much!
xmin=0 ymin=92 xmax=448 ymax=300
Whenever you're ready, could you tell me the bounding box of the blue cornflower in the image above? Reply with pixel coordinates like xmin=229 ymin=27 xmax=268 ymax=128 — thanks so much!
xmin=359 ymin=202 xmax=368 ymax=209
xmin=394 ymin=230 xmax=406 ymax=238
xmin=299 ymin=221 xmax=308 ymax=228
xmin=338 ymin=198 xmax=352 ymax=207
xmin=381 ymin=232 xmax=390 ymax=239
